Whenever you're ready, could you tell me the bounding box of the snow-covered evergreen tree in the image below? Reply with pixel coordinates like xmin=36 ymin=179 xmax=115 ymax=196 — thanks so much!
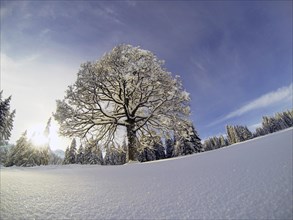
xmin=37 ymin=147 xmax=50 ymax=165
xmin=174 ymin=125 xmax=203 ymax=156
xmin=63 ymin=146 xmax=70 ymax=164
xmin=0 ymin=91 xmax=15 ymax=142
xmin=76 ymin=144 xmax=85 ymax=164
xmin=226 ymin=125 xmax=238 ymax=144
xmin=89 ymin=144 xmax=104 ymax=165
xmin=83 ymin=140 xmax=104 ymax=165
xmin=203 ymin=137 xmax=219 ymax=151
xmin=219 ymin=135 xmax=228 ymax=147
xmin=5 ymin=131 xmax=36 ymax=167
xmin=137 ymin=146 xmax=156 ymax=162
xmin=191 ymin=127 xmax=203 ymax=152
xmin=165 ymin=138 xmax=175 ymax=158
xmin=104 ymin=146 xmax=114 ymax=165
xmin=104 ymin=145 xmax=126 ymax=165
xmin=0 ymin=144 xmax=10 ymax=164
xmin=136 ymin=134 xmax=162 ymax=162
xmin=279 ymin=110 xmax=293 ymax=127
xmin=66 ymin=138 xmax=77 ymax=164
xmin=226 ymin=125 xmax=252 ymax=144
xmin=83 ymin=143 xmax=91 ymax=164
xmin=254 ymin=110 xmax=293 ymax=137
xmin=153 ymin=140 xmax=165 ymax=160
xmin=116 ymin=146 xmax=127 ymax=165
xmin=235 ymin=125 xmax=252 ymax=142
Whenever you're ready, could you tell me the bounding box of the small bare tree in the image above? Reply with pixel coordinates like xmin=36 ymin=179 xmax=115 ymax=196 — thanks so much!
xmin=54 ymin=45 xmax=192 ymax=161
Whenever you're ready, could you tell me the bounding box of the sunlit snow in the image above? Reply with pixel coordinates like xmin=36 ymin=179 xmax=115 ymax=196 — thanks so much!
xmin=1 ymin=128 xmax=292 ymax=219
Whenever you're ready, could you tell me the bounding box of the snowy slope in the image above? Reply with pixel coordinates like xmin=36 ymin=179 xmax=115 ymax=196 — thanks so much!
xmin=1 ymin=128 xmax=292 ymax=220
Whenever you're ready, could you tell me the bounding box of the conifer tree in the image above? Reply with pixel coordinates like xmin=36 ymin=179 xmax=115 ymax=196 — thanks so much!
xmin=280 ymin=110 xmax=293 ymax=127
xmin=104 ymin=146 xmax=113 ymax=165
xmin=166 ymin=138 xmax=175 ymax=158
xmin=89 ymin=143 xmax=104 ymax=165
xmin=76 ymin=144 xmax=85 ymax=164
xmin=177 ymin=125 xmax=203 ymax=155
xmin=5 ymin=131 xmax=35 ymax=167
xmin=82 ymin=139 xmax=103 ymax=165
xmin=192 ymin=127 xmax=203 ymax=152
xmin=238 ymin=126 xmax=252 ymax=141
xmin=38 ymin=147 xmax=50 ymax=165
xmin=63 ymin=146 xmax=70 ymax=164
xmin=83 ymin=142 xmax=92 ymax=164
xmin=0 ymin=144 xmax=10 ymax=164
xmin=137 ymin=146 xmax=156 ymax=162
xmin=153 ymin=140 xmax=165 ymax=160
xmin=104 ymin=145 xmax=126 ymax=165
xmin=116 ymin=145 xmax=127 ymax=165
xmin=219 ymin=135 xmax=228 ymax=147
xmin=137 ymin=134 xmax=159 ymax=162
xmin=44 ymin=117 xmax=51 ymax=138
xmin=67 ymin=138 xmax=77 ymax=164
xmin=0 ymin=91 xmax=15 ymax=142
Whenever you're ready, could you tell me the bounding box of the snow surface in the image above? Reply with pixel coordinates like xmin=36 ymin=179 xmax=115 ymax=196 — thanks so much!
xmin=1 ymin=128 xmax=292 ymax=219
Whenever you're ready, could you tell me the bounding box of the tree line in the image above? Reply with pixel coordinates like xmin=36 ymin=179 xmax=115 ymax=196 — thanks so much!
xmin=1 ymin=117 xmax=63 ymax=167
xmin=62 ymin=125 xmax=203 ymax=165
xmin=203 ymin=109 xmax=293 ymax=151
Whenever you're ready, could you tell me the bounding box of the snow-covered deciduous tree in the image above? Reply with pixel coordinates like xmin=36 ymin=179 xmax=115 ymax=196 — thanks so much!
xmin=54 ymin=45 xmax=192 ymax=161
xmin=0 ymin=91 xmax=15 ymax=143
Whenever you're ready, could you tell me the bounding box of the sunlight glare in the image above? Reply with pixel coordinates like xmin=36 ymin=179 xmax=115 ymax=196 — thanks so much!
xmin=27 ymin=124 xmax=48 ymax=147
xmin=27 ymin=121 xmax=68 ymax=151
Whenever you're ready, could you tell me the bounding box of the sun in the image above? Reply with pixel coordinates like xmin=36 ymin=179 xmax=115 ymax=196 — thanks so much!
xmin=32 ymin=133 xmax=48 ymax=146
xmin=27 ymin=124 xmax=48 ymax=146
xmin=27 ymin=121 xmax=67 ymax=151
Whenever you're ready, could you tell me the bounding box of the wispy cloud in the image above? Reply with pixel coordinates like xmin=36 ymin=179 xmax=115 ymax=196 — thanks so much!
xmin=209 ymin=83 xmax=293 ymax=126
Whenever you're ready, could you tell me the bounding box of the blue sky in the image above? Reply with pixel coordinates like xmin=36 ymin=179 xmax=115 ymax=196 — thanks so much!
xmin=1 ymin=1 xmax=292 ymax=147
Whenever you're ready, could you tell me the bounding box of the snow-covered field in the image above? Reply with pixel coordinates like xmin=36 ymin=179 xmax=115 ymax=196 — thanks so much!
xmin=1 ymin=128 xmax=292 ymax=220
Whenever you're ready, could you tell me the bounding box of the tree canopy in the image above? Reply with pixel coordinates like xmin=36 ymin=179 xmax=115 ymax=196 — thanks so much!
xmin=54 ymin=45 xmax=192 ymax=161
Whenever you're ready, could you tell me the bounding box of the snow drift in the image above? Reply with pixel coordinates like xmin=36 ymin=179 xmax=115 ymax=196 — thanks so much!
xmin=1 ymin=128 xmax=292 ymax=219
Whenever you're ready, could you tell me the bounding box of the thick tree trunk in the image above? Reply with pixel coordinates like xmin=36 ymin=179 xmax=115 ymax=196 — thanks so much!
xmin=126 ymin=123 xmax=137 ymax=161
